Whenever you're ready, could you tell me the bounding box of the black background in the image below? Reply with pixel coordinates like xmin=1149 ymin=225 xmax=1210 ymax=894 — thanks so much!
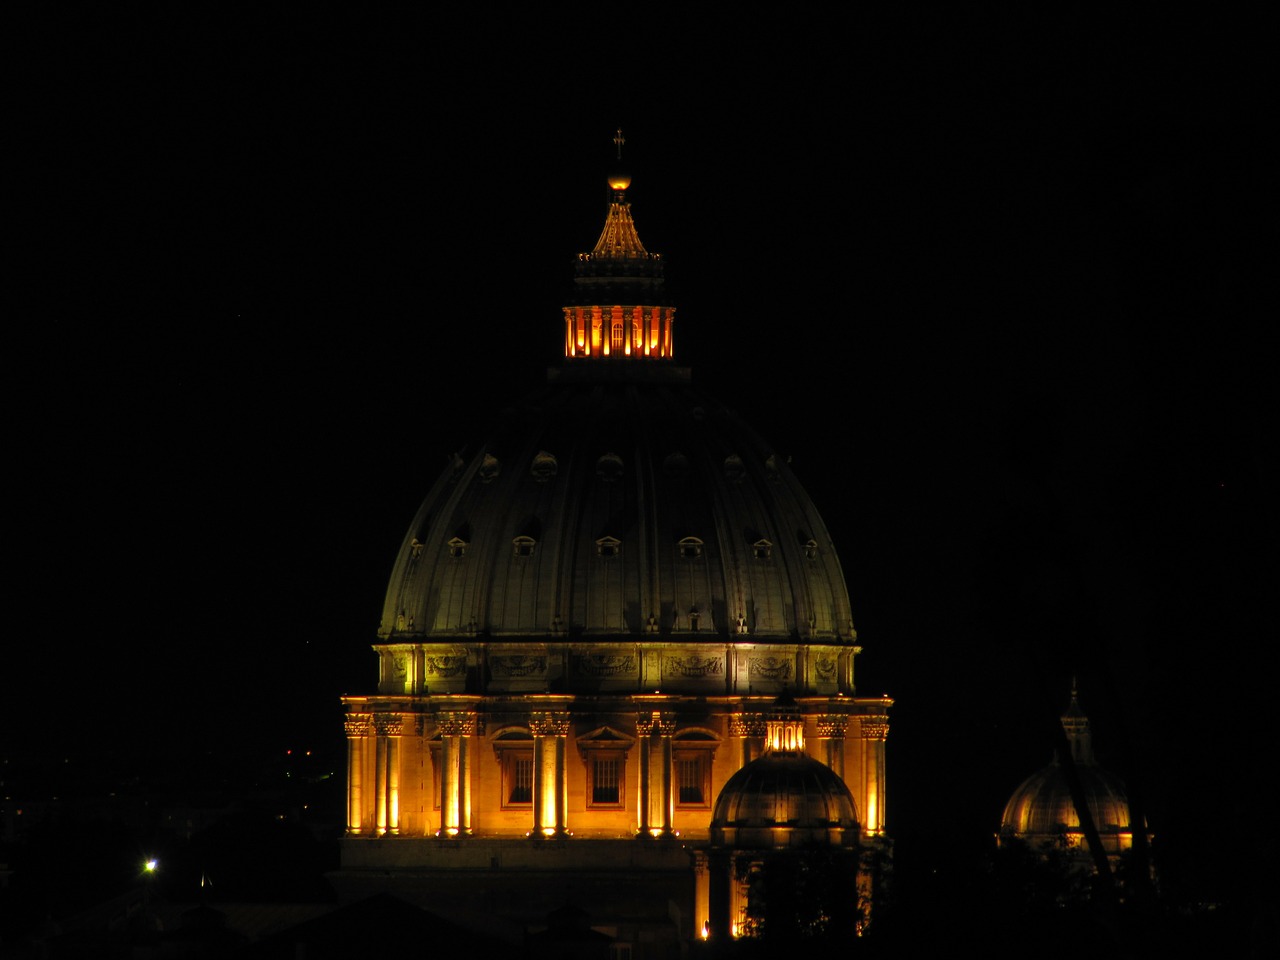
xmin=9 ymin=5 xmax=1270 ymax=909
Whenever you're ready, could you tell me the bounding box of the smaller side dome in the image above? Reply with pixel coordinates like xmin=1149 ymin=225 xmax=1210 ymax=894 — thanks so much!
xmin=999 ymin=683 xmax=1138 ymax=857
xmin=711 ymin=755 xmax=860 ymax=850
xmin=711 ymin=698 xmax=859 ymax=849
xmin=1000 ymin=764 xmax=1133 ymax=840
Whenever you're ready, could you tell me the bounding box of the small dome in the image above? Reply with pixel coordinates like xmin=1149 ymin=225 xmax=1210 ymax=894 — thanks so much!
xmin=1000 ymin=762 xmax=1133 ymax=838
xmin=999 ymin=684 xmax=1137 ymax=855
xmin=711 ymin=753 xmax=859 ymax=849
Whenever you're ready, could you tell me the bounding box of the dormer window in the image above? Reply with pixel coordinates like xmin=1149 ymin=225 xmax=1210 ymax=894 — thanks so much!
xmin=530 ymin=451 xmax=558 ymax=482
xmin=596 ymin=536 xmax=621 ymax=558
xmin=477 ymin=454 xmax=501 ymax=484
xmin=678 ymin=536 xmax=703 ymax=560
xmin=513 ymin=536 xmax=536 ymax=558
xmin=596 ymin=453 xmax=624 ymax=482
xmin=804 ymin=539 xmax=818 ymax=560
xmin=753 ymin=538 xmax=773 ymax=560
xmin=448 ymin=537 xmax=468 ymax=559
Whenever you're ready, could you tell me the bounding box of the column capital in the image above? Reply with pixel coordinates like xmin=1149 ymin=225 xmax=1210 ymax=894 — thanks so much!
xmin=728 ymin=713 xmax=768 ymax=738
xmin=860 ymin=717 xmax=890 ymax=741
xmin=815 ymin=714 xmax=850 ymax=738
xmin=436 ymin=711 xmax=479 ymax=737
xmin=636 ymin=710 xmax=677 ymax=736
xmin=372 ymin=713 xmax=403 ymax=737
xmin=529 ymin=711 xmax=571 ymax=737
xmin=345 ymin=714 xmax=372 ymax=738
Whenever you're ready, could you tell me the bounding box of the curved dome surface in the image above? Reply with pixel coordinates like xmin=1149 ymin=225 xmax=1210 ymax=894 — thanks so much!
xmin=711 ymin=751 xmax=860 ymax=849
xmin=379 ymin=375 xmax=857 ymax=644
xmin=1000 ymin=761 xmax=1132 ymax=838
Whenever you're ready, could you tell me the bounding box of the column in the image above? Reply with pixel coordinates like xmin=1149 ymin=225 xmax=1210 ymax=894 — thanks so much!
xmin=693 ymin=850 xmax=710 ymax=941
xmin=374 ymin=736 xmax=387 ymax=836
xmin=728 ymin=713 xmax=766 ymax=768
xmin=372 ymin=713 xmax=403 ymax=836
xmin=861 ymin=716 xmax=890 ymax=836
xmin=816 ymin=714 xmax=850 ymax=780
xmin=415 ymin=714 xmax=431 ymax=837
xmin=436 ymin=711 xmax=477 ymax=837
xmin=657 ymin=713 xmax=676 ymax=837
xmin=635 ymin=712 xmax=654 ymax=837
xmin=344 ymin=714 xmax=371 ymax=835
xmin=530 ymin=712 xmax=570 ymax=838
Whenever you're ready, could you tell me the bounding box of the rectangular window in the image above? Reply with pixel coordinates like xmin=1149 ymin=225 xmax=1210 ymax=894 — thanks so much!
xmin=677 ymin=758 xmax=702 ymax=804
xmin=675 ymin=752 xmax=711 ymax=807
xmin=593 ymin=758 xmax=620 ymax=805
xmin=586 ymin=747 xmax=629 ymax=808
xmin=505 ymin=754 xmax=533 ymax=806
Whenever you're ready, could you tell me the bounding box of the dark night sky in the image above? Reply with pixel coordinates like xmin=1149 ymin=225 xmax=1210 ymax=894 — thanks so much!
xmin=9 ymin=6 xmax=1271 ymax=892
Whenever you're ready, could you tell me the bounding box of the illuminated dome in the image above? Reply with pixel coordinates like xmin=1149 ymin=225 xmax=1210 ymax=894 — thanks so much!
xmin=999 ymin=686 xmax=1137 ymax=856
xmin=340 ymin=133 xmax=892 ymax=947
xmin=710 ymin=702 xmax=860 ymax=849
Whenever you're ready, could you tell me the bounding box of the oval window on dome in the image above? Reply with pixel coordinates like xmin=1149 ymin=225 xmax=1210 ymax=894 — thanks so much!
xmin=512 ymin=536 xmax=536 ymax=558
xmin=531 ymin=451 xmax=558 ymax=482
xmin=723 ymin=455 xmax=746 ymax=483
xmin=596 ymin=452 xmax=624 ymax=481
xmin=478 ymin=454 xmax=501 ymax=484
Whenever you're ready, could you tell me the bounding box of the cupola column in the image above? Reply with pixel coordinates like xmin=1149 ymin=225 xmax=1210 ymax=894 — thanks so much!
xmin=436 ymin=711 xmax=477 ymax=837
xmin=344 ymin=714 xmax=371 ymax=835
xmin=816 ymin=714 xmax=850 ymax=780
xmin=729 ymin=713 xmax=767 ymax=769
xmin=706 ymin=849 xmax=733 ymax=941
xmin=861 ymin=717 xmax=890 ymax=836
xmin=530 ymin=712 xmax=571 ymax=838
xmin=373 ymin=713 xmax=403 ymax=836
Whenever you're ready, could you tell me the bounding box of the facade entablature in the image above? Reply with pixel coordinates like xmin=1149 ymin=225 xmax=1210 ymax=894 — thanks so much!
xmin=371 ymin=641 xmax=861 ymax=697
